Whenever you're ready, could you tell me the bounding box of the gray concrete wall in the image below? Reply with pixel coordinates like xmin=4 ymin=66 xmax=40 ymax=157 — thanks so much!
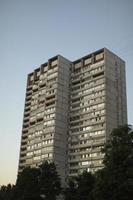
xmin=104 ymin=48 xmax=127 ymax=139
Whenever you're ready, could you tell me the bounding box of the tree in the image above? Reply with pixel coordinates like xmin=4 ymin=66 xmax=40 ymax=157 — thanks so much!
xmin=94 ymin=125 xmax=133 ymax=200
xmin=13 ymin=167 xmax=41 ymax=200
xmin=76 ymin=171 xmax=95 ymax=200
xmin=64 ymin=178 xmax=77 ymax=200
xmin=0 ymin=184 xmax=14 ymax=200
xmin=39 ymin=161 xmax=61 ymax=200
xmin=3 ymin=162 xmax=61 ymax=200
xmin=64 ymin=171 xmax=95 ymax=200
xmin=6 ymin=184 xmax=14 ymax=200
xmin=0 ymin=185 xmax=8 ymax=200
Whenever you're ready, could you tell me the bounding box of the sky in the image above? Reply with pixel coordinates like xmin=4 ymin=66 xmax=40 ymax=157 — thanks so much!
xmin=0 ymin=0 xmax=133 ymax=185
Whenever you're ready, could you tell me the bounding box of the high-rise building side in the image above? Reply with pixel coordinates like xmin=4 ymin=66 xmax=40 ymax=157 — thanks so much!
xmin=18 ymin=55 xmax=71 ymax=184
xmin=18 ymin=48 xmax=127 ymax=183
xmin=68 ymin=48 xmax=127 ymax=176
xmin=105 ymin=49 xmax=127 ymax=136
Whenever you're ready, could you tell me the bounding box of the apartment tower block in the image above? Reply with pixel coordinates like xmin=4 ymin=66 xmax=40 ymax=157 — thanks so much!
xmin=18 ymin=48 xmax=127 ymax=183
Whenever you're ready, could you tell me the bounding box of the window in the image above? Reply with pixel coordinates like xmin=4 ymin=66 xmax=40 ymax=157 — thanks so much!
xmin=81 ymin=161 xmax=90 ymax=166
xmin=34 ymin=149 xmax=41 ymax=154
xmin=33 ymin=156 xmax=41 ymax=161
xmin=26 ymin=152 xmax=33 ymax=156
xmin=84 ymin=58 xmax=91 ymax=65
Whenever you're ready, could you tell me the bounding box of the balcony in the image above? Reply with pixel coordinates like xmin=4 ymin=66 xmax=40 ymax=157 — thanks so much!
xmin=26 ymin=90 xmax=32 ymax=96
xmin=39 ymin=80 xmax=46 ymax=88
xmin=20 ymin=150 xmax=27 ymax=155
xmin=23 ymin=117 xmax=29 ymax=123
xmin=23 ymin=121 xmax=29 ymax=128
xmin=32 ymin=84 xmax=38 ymax=92
xmin=21 ymin=139 xmax=27 ymax=145
xmin=22 ymin=134 xmax=28 ymax=140
xmin=26 ymin=96 xmax=32 ymax=101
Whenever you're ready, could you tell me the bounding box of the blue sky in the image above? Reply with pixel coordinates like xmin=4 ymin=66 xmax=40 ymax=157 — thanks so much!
xmin=0 ymin=0 xmax=133 ymax=185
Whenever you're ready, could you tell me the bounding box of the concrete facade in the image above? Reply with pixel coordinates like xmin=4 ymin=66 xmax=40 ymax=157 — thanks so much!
xmin=18 ymin=55 xmax=71 ymax=185
xmin=18 ymin=48 xmax=127 ymax=183
xmin=68 ymin=48 xmax=127 ymax=176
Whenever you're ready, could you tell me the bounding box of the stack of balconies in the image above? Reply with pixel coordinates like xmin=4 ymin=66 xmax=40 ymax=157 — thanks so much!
xmin=69 ymin=50 xmax=106 ymax=176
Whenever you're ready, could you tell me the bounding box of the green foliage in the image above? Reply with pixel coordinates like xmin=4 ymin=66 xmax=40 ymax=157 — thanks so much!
xmin=13 ymin=167 xmax=41 ymax=200
xmin=65 ymin=171 xmax=95 ymax=200
xmin=103 ymin=125 xmax=133 ymax=168
xmin=76 ymin=171 xmax=95 ymax=200
xmin=0 ymin=184 xmax=14 ymax=200
xmin=12 ymin=161 xmax=61 ymax=200
xmin=64 ymin=178 xmax=77 ymax=200
xmin=39 ymin=161 xmax=61 ymax=200
xmin=1 ymin=125 xmax=133 ymax=200
xmin=94 ymin=125 xmax=133 ymax=200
